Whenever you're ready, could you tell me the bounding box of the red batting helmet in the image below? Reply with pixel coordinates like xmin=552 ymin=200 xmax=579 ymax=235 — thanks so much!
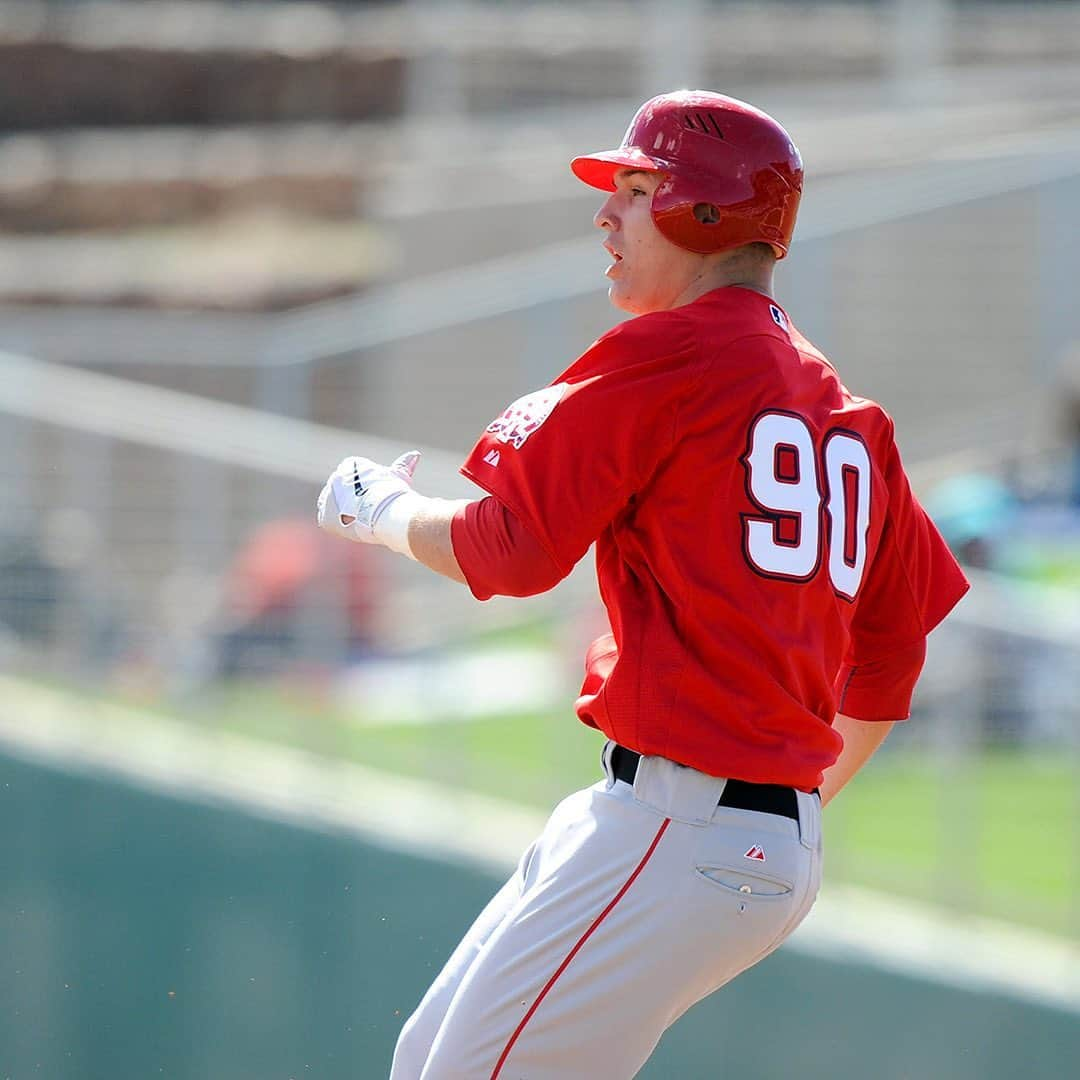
xmin=571 ymin=90 xmax=803 ymax=258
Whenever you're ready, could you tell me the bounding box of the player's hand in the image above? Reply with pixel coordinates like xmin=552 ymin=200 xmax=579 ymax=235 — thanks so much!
xmin=316 ymin=451 xmax=421 ymax=545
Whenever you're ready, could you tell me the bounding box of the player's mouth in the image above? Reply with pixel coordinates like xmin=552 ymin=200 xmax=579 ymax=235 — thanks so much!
xmin=603 ymin=243 xmax=623 ymax=277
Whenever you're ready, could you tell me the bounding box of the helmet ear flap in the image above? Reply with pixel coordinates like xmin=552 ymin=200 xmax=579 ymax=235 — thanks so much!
xmin=693 ymin=203 xmax=721 ymax=225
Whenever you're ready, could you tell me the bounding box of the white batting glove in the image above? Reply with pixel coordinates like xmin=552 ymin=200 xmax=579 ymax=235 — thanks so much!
xmin=316 ymin=451 xmax=422 ymax=556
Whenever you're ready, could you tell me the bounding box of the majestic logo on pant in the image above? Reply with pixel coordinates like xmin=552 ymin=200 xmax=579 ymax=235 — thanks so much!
xmin=743 ymin=845 xmax=766 ymax=862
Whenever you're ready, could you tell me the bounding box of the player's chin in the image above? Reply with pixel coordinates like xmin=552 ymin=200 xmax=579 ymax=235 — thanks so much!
xmin=607 ymin=285 xmax=648 ymax=316
xmin=606 ymin=279 xmax=632 ymax=310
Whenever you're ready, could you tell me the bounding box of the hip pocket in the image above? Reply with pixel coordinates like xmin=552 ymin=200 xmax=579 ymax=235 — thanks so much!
xmin=695 ymin=864 xmax=795 ymax=900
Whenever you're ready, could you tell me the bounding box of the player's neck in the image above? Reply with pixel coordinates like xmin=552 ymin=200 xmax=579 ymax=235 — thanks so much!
xmin=669 ymin=264 xmax=775 ymax=309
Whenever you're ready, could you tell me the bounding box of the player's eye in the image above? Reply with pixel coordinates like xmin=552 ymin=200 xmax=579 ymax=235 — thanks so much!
xmin=631 ymin=187 xmax=648 ymax=197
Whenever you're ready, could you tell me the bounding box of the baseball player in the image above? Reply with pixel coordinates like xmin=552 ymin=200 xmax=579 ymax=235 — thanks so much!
xmin=318 ymin=90 xmax=969 ymax=1078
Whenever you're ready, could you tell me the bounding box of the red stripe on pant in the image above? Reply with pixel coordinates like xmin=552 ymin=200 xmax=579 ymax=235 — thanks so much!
xmin=489 ymin=817 xmax=673 ymax=1079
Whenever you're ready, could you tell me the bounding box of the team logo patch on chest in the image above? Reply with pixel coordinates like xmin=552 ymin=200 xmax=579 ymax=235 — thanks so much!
xmin=486 ymin=383 xmax=568 ymax=450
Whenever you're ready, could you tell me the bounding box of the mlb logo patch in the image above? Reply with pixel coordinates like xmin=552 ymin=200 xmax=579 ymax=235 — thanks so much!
xmin=769 ymin=304 xmax=788 ymax=331
xmin=486 ymin=383 xmax=568 ymax=450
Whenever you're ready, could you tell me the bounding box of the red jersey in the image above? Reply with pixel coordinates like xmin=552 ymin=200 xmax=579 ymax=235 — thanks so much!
xmin=459 ymin=287 xmax=969 ymax=789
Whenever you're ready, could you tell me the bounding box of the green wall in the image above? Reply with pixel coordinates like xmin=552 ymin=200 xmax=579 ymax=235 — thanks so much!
xmin=1 ymin=753 xmax=1076 ymax=1079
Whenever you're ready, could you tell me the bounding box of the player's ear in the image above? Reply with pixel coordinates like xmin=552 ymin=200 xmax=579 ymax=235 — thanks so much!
xmin=693 ymin=203 xmax=720 ymax=225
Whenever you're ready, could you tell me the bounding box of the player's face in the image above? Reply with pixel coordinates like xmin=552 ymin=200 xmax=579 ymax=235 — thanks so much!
xmin=594 ymin=169 xmax=702 ymax=314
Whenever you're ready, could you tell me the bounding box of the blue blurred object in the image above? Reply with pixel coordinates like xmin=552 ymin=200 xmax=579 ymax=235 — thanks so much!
xmin=925 ymin=472 xmax=1018 ymax=551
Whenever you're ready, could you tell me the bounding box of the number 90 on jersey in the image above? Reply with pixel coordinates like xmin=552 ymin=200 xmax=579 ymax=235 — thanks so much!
xmin=740 ymin=411 xmax=871 ymax=601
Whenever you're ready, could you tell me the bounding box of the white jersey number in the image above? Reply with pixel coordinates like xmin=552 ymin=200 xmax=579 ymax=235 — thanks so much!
xmin=742 ymin=412 xmax=871 ymax=600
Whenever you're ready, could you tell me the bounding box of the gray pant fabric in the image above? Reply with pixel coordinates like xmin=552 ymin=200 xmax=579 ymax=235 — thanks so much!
xmin=391 ymin=743 xmax=822 ymax=1079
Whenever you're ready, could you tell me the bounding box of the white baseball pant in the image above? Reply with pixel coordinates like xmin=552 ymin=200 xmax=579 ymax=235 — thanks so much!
xmin=390 ymin=742 xmax=822 ymax=1079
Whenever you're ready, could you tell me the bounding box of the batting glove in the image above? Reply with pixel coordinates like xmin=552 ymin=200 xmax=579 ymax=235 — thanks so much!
xmin=316 ymin=451 xmax=422 ymax=556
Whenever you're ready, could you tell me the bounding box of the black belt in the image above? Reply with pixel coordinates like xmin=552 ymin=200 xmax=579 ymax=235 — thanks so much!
xmin=610 ymin=744 xmax=806 ymax=822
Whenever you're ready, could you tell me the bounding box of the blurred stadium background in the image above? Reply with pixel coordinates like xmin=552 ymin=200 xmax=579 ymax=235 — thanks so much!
xmin=2 ymin=0 xmax=1080 ymax=1076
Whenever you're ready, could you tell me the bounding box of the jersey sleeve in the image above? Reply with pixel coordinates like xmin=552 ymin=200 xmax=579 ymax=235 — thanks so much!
xmin=835 ymin=637 xmax=927 ymax=722
xmin=460 ymin=314 xmax=698 ymax=575
xmin=450 ymin=497 xmax=565 ymax=601
xmin=835 ymin=428 xmax=970 ymax=721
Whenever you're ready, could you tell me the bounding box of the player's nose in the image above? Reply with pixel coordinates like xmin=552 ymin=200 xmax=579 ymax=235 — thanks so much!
xmin=594 ymin=194 xmax=618 ymax=231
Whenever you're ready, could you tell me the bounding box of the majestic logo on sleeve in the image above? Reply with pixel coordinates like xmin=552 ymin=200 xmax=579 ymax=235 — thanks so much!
xmin=486 ymin=383 xmax=568 ymax=450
